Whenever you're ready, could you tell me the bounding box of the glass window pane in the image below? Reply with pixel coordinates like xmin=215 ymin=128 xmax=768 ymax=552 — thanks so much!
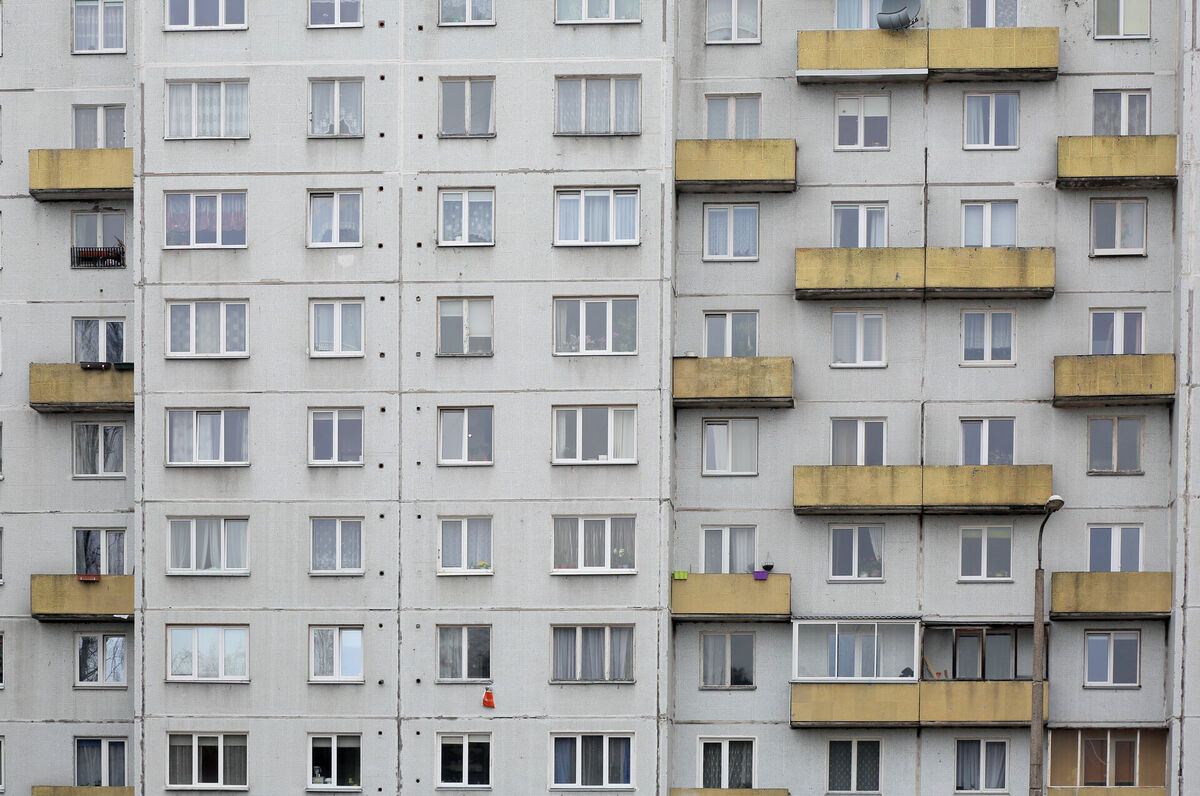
xmin=1087 ymin=635 xmax=1110 ymax=682
xmin=442 ymin=81 xmax=466 ymax=135
xmin=1089 ymin=527 xmax=1113 ymax=572
xmin=1120 ymin=527 xmax=1140 ymax=571
xmin=470 ymin=81 xmax=493 ymax=135
xmin=1093 ymin=202 xmax=1118 ymax=250
xmin=707 ymin=97 xmax=729 ymax=139
xmin=961 ymin=528 xmax=983 ymax=577
xmin=441 ymin=411 xmax=464 ymax=460
xmin=1117 ymin=418 xmax=1141 ymax=471
xmin=1090 ymin=418 xmax=1114 ymax=470
xmin=987 ymin=527 xmax=1011 ymax=577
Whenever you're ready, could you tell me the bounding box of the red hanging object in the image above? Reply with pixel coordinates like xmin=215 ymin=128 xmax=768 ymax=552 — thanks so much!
xmin=482 ymin=688 xmax=495 ymax=709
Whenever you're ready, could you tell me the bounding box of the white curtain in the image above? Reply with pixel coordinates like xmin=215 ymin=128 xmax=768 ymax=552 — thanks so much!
xmin=220 ymin=193 xmax=246 ymax=246
xmin=702 ymin=743 xmax=723 ymax=787
xmin=555 ymin=410 xmax=577 ymax=460
xmin=610 ymin=517 xmax=634 ymax=569
xmin=339 ymin=82 xmax=363 ymax=135
xmin=471 ymin=0 xmax=492 ymax=21
xmin=170 ymin=520 xmax=192 ymax=569
xmin=225 ymin=83 xmax=249 ymax=136
xmin=866 ymin=208 xmax=886 ymax=247
xmin=75 ymin=424 xmax=99 ymax=475
xmin=339 ymin=193 xmax=362 ymax=243
xmin=1120 ymin=203 xmax=1145 ymax=250
xmin=76 ymin=319 xmax=100 ymax=361
xmin=553 ymin=627 xmax=576 ymax=679
xmin=707 ymin=0 xmax=732 ymax=40
xmin=966 ymin=96 xmax=989 ymax=146
xmin=609 ymin=627 xmax=632 ymax=679
xmin=584 ymin=192 xmax=610 ymax=242
xmin=558 ymin=80 xmax=582 ymax=133
xmin=1127 ymin=93 xmax=1148 ymax=134
xmin=832 ymin=419 xmax=857 ymax=465
xmin=557 ymin=0 xmax=582 ymax=21
xmin=581 ymin=627 xmax=605 ymax=679
xmin=169 ymin=412 xmax=194 ymax=463
xmin=224 ymin=304 xmax=245 ymax=353
xmin=583 ymin=519 xmax=606 ymax=567
xmin=197 ymin=413 xmax=221 ymax=460
xmin=196 ymin=84 xmax=221 ymax=136
xmin=77 ymin=739 xmax=103 ymax=786
xmin=195 ymin=302 xmax=220 ymax=353
xmin=439 ymin=627 xmax=463 ymax=678
xmin=733 ymin=207 xmax=757 ymax=257
xmin=735 ymin=0 xmax=757 ymax=37
xmin=866 ymin=526 xmax=883 ymax=573
xmin=169 ymin=84 xmax=193 ymax=137
xmin=707 ymin=98 xmax=728 ymax=139
xmin=75 ymin=108 xmax=98 ymax=148
xmin=832 ymin=313 xmax=856 ymax=364
xmin=614 ymin=193 xmax=637 ymax=240
xmin=312 ymin=82 xmax=335 ymax=135
xmin=984 ymin=743 xmax=1006 ymax=789
xmin=342 ymin=303 xmax=363 ymax=352
xmin=614 ymin=79 xmax=639 ymax=133
xmin=558 ymin=193 xmax=581 ymax=241
xmin=223 ymin=410 xmax=248 ymax=462
xmin=103 ymin=1 xmax=124 ymax=48
xmin=963 ymin=205 xmax=985 ymax=246
xmin=728 ymin=741 xmax=754 ymax=788
xmin=75 ymin=1 xmax=99 ymax=50
xmin=995 ymin=94 xmax=1018 ymax=146
xmin=729 ymin=526 xmax=755 ymax=573
xmin=707 ymin=207 xmax=729 ymax=256
xmin=734 ymin=96 xmax=759 ymax=138
xmin=313 ymin=304 xmax=335 ymax=352
xmin=705 ymin=422 xmax=728 ymax=471
xmin=225 ymin=520 xmax=246 ymax=569
xmin=991 ymin=202 xmax=1016 ymax=246
xmin=1093 ymin=92 xmax=1122 ymax=135
xmin=466 ymin=517 xmax=490 ymax=568
xmin=308 ymin=194 xmax=332 ymax=242
xmin=313 ymin=519 xmax=337 ymax=570
xmin=441 ymin=520 xmax=463 ymax=569
xmin=702 ymin=635 xmax=725 ymax=685
xmin=730 ymin=419 xmax=756 ymax=472
xmin=223 ymin=736 xmax=247 ymax=787
xmin=585 ymin=78 xmax=610 ymax=133
xmin=467 ymin=192 xmax=492 ymax=244
xmin=612 ymin=409 xmax=636 ymax=460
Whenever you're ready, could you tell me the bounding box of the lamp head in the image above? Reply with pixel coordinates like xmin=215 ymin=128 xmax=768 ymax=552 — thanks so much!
xmin=1044 ymin=495 xmax=1064 ymax=513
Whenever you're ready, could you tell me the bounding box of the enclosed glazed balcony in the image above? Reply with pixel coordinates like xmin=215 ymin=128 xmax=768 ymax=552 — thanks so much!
xmin=921 ymin=465 xmax=1053 ymax=514
xmin=30 ymin=574 xmax=134 ymax=621
xmin=33 ymin=789 xmax=135 ymax=796
xmin=1051 ymin=572 xmax=1172 ymax=619
xmin=924 ymin=247 xmax=1055 ymax=298
xmin=674 ymin=139 xmax=797 ymax=192
xmin=671 ymin=573 xmax=791 ymax=621
xmin=28 ymin=148 xmax=134 ymax=201
xmin=1056 ymin=135 xmax=1177 ymax=189
xmin=1048 ymin=728 xmax=1167 ymax=794
xmin=673 ymin=356 xmax=794 ymax=408
xmin=29 ymin=363 xmax=134 ymax=413
xmin=919 ymin=680 xmax=1043 ymax=726
xmin=790 ymin=682 xmax=920 ymax=727
xmin=671 ymin=790 xmax=789 ymax=796
xmin=1052 ymin=354 xmax=1176 ymax=407
xmin=794 ymin=248 xmax=924 ymax=299
xmin=793 ymin=465 xmax=1052 ymax=514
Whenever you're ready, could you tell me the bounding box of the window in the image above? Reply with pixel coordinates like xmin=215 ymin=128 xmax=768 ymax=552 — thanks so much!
xmin=167 ymin=82 xmax=248 ymax=138
xmin=164 ymin=192 xmax=247 ymax=248
xmin=438 ymin=298 xmax=492 ymax=355
xmin=440 ymin=0 xmax=493 ymax=25
xmin=1094 ymin=90 xmax=1149 ymax=135
xmin=836 ymin=95 xmax=888 ymax=149
xmin=963 ymin=202 xmax=1016 ymax=247
xmin=556 ymin=77 xmax=640 ymax=135
xmin=74 ymin=318 xmax=125 ymax=363
xmin=1091 ymin=199 xmax=1146 ymax=255
xmin=74 ymin=422 xmax=124 ymax=477
xmin=309 ymin=0 xmax=360 ymax=26
xmin=166 ymin=0 xmax=247 ymax=29
xmin=555 ymin=189 xmax=639 ymax=245
xmin=0 ymin=635 xmax=4 ymax=687
xmin=965 ymin=92 xmax=1019 ymax=149
xmin=836 ymin=0 xmax=882 ymax=29
xmin=792 ymin=621 xmax=918 ymax=680
xmin=701 ymin=633 xmax=754 ymax=688
xmin=310 ymin=626 xmax=363 ymax=681
xmin=1091 ymin=309 xmax=1143 ymax=354
xmin=74 ymin=105 xmax=125 ymax=148
xmin=553 ymin=735 xmax=633 ymax=788
xmin=440 ymin=78 xmax=494 ymax=137
xmin=1086 ymin=631 xmax=1140 ymax=686
xmin=830 ymin=525 xmax=883 ymax=580
xmin=1096 ymin=0 xmax=1149 ymax=38
xmin=967 ymin=0 xmax=1016 ymax=27
xmin=438 ymin=407 xmax=493 ymax=465
xmin=955 ymin=739 xmax=1007 ymax=792
xmin=439 ymin=517 xmax=492 ymax=573
xmin=832 ymin=204 xmax=886 ymax=247
xmin=167 ymin=409 xmax=248 ymax=465
xmin=963 ymin=310 xmax=1013 ymax=364
xmin=832 ymin=311 xmax=884 ymax=366
xmin=704 ymin=204 xmax=758 ymax=260
xmin=923 ymin=626 xmax=1033 ymax=681
xmin=552 ymin=626 xmax=634 ymax=682
xmin=554 ymin=298 xmax=637 ymax=354
xmin=702 ymin=525 xmax=756 ymax=574
xmin=704 ymin=312 xmax=757 ymax=357
xmin=553 ymin=517 xmax=635 ymax=572
xmin=309 ymin=736 xmax=360 ymax=790
xmin=438 ymin=626 xmax=491 ymax=681
xmin=439 ymin=189 xmax=494 ymax=245
xmin=311 ymin=300 xmax=363 ymax=357
xmin=167 ymin=734 xmax=248 ymax=788
xmin=1089 ymin=416 xmax=1142 ymax=473
xmin=75 ymin=528 xmax=124 ymax=575
xmin=1052 ymin=728 xmax=1165 ymax=788
xmin=308 ymin=192 xmax=361 ymax=247
xmin=74 ymin=0 xmax=124 ymax=52
xmin=169 ymin=518 xmax=248 ymax=574
xmin=960 ymin=526 xmax=1013 ymax=580
xmin=311 ymin=518 xmax=362 ymax=574
xmin=831 ymin=418 xmax=884 ymax=465
xmin=961 ymin=418 xmax=1014 ymax=466
xmin=309 ymin=408 xmax=363 ymax=465
xmin=76 ymin=633 xmax=126 ymax=686
xmin=309 ymin=79 xmax=363 ymax=137
xmin=76 ymin=738 xmax=126 ymax=786
xmin=1089 ymin=525 xmax=1141 ymax=572
xmin=75 ymin=211 xmax=125 ymax=249
xmin=828 ymin=739 xmax=880 ymax=793
xmin=437 ymin=734 xmax=490 ymax=787
xmin=553 ymin=406 xmax=637 ymax=464
xmin=702 ymin=419 xmax=757 ymax=475
xmin=167 ymin=626 xmax=249 ymax=680
xmin=557 ymin=0 xmax=639 ymax=22
xmin=706 ymin=0 xmax=759 ymax=42
xmin=707 ymin=95 xmax=760 ymax=139
xmin=168 ymin=301 xmax=248 ymax=357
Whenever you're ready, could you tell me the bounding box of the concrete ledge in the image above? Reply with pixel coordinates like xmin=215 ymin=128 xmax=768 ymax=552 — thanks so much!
xmin=928 ymin=27 xmax=1058 ymax=80
xmin=675 ymin=139 xmax=797 ymax=192
xmin=673 ymin=357 xmax=794 ymax=408
xmin=793 ymin=466 xmax=924 ymax=514
xmin=790 ymin=682 xmax=920 ymax=727
xmin=28 ymin=148 xmax=134 ymax=201
xmin=1056 ymin=135 xmax=1177 ymax=189
xmin=795 ymin=247 xmax=925 ymax=299
xmin=1051 ymin=571 xmax=1172 ymax=619
xmin=671 ymin=790 xmax=789 ymax=796
xmin=796 ymin=29 xmax=929 ymax=81
xmin=793 ymin=465 xmax=1051 ymax=514
xmin=31 ymin=574 xmax=134 ymax=621
xmin=922 ymin=465 xmax=1053 ymax=514
xmin=29 ymin=363 xmax=134 ymax=413
xmin=34 ymin=790 xmax=136 ymax=796
xmin=1053 ymin=354 xmax=1176 ymax=407
xmin=671 ymin=574 xmax=791 ymax=620
xmin=925 ymin=247 xmax=1055 ymax=298
xmin=919 ymin=679 xmax=1044 ymax=726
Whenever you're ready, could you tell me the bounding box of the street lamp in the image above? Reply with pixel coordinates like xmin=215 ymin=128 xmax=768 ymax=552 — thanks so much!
xmin=1030 ymin=494 xmax=1063 ymax=796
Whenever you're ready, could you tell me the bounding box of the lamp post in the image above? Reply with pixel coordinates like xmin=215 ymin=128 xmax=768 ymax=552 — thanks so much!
xmin=1030 ymin=494 xmax=1064 ymax=796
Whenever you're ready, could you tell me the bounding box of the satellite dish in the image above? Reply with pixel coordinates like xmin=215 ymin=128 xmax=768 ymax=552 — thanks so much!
xmin=877 ymin=0 xmax=920 ymax=30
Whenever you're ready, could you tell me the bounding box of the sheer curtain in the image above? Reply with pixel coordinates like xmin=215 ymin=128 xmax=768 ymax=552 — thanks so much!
xmin=585 ymin=78 xmax=610 ymax=133
xmin=339 ymin=193 xmax=362 ymax=243
xmin=702 ymin=634 xmax=725 ymax=685
xmin=729 ymin=419 xmax=756 ymax=473
xmin=339 ymin=82 xmax=363 ymax=135
xmin=221 ymin=193 xmax=247 ymax=246
xmin=555 ymin=410 xmax=577 ymax=460
xmin=732 ymin=207 xmax=757 ymax=257
xmin=171 ymin=520 xmax=192 ymax=569
xmin=312 ymin=82 xmax=335 ymax=134
xmin=554 ymin=738 xmax=576 ymax=785
xmin=196 ymin=518 xmax=221 ymax=570
xmin=558 ymin=80 xmax=582 ymax=133
xmin=108 ymin=740 xmax=127 ymax=786
xmin=701 ymin=743 xmax=722 ymax=788
xmin=103 ymin=1 xmax=123 ymax=48
xmin=225 ymin=83 xmax=249 ymax=137
xmin=439 ymin=627 xmax=462 ymax=678
xmin=729 ymin=526 xmax=755 ymax=573
xmin=734 ymin=97 xmax=759 ymax=138
xmin=467 ymin=192 xmax=492 ymax=244
xmin=995 ymin=0 xmax=1017 ymax=27
xmin=166 ymin=194 xmax=192 ymax=245
xmin=224 ymin=520 xmax=246 ymax=569
xmin=581 ymin=627 xmax=605 ymax=679
xmin=735 ymin=0 xmax=757 ymax=37
xmin=196 ymin=84 xmax=221 ymax=136
xmin=558 ymin=193 xmax=581 ymax=241
xmin=707 ymin=207 xmax=729 ymax=256
xmin=168 ymin=736 xmax=192 ymax=785
xmin=984 ymin=743 xmax=1006 ymax=789
xmin=584 ymin=192 xmax=610 ymax=242
xmin=614 ymin=79 xmax=639 ymax=133
xmin=615 ymin=193 xmax=637 ymax=240
xmin=866 ymin=208 xmax=886 ymax=247
xmin=728 ymin=741 xmax=753 ymax=788
xmin=963 ymin=205 xmax=985 ymax=246
xmin=75 ymin=1 xmax=99 ymax=50
xmin=956 ymin=741 xmax=980 ymax=791
xmin=553 ymin=627 xmax=576 ymax=679
xmin=75 ymin=108 xmax=98 ymax=148
xmin=1127 ymin=94 xmax=1148 ymax=134
xmin=1093 ymin=92 xmax=1122 ymax=135
xmin=608 ymin=738 xmax=631 ymax=785
xmin=313 ymin=519 xmax=337 ymax=570
xmin=466 ymin=518 xmax=490 ymax=568
xmin=996 ymin=94 xmax=1018 ymax=146
xmin=612 ymin=409 xmax=636 ymax=459
xmin=991 ymin=203 xmax=1016 ymax=246
xmin=610 ymin=517 xmax=634 ymax=569
xmin=583 ymin=520 xmax=605 ymax=567
xmin=441 ymin=520 xmax=463 ymax=569
xmin=966 ymin=96 xmax=989 ymax=146
xmin=75 ymin=424 xmax=99 ymax=475
xmin=224 ymin=736 xmax=248 ymax=787
xmin=169 ymin=412 xmax=194 ymax=463
xmin=707 ymin=98 xmax=728 ymax=139
xmin=609 ymin=627 xmax=632 ymax=679
xmin=77 ymin=739 xmax=103 ymax=786
xmin=832 ymin=420 xmax=857 ymax=465
xmin=866 ymin=526 xmax=883 ymax=574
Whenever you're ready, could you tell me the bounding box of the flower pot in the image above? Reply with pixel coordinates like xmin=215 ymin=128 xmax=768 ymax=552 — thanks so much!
xmin=753 ymin=570 xmax=769 ymax=580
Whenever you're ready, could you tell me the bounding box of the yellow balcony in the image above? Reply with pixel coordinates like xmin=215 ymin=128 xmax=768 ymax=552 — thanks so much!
xmin=1053 ymin=354 xmax=1176 ymax=407
xmin=673 ymin=357 xmax=794 ymax=408
xmin=675 ymin=139 xmax=796 ymax=192
xmin=919 ymin=679 xmax=1044 ymax=726
xmin=790 ymin=682 xmax=920 ymax=727
xmin=921 ymin=465 xmax=1053 ymax=514
xmin=671 ymin=573 xmax=791 ymax=621
xmin=29 ymin=363 xmax=134 ymax=413
xmin=796 ymin=29 xmax=929 ymax=82
xmin=28 ymin=148 xmax=134 ymax=201
xmin=794 ymin=247 xmax=925 ymax=299
xmin=30 ymin=574 xmax=134 ymax=621
xmin=793 ymin=466 xmax=923 ymax=514
xmin=34 ymin=789 xmax=136 ymax=796
xmin=1057 ymin=135 xmax=1177 ymax=189
xmin=924 ymin=247 xmax=1055 ymax=298
xmin=671 ymin=791 xmax=788 ymax=796
xmin=1049 ymin=728 xmax=1167 ymax=793
xmin=1051 ymin=572 xmax=1172 ymax=619
xmin=927 ymin=27 xmax=1059 ymax=80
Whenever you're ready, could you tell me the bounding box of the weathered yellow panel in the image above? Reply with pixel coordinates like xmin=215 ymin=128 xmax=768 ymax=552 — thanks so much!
xmin=928 ymin=27 xmax=1059 ymax=74
xmin=1051 ymin=572 xmax=1172 ymax=619
xmin=29 ymin=363 xmax=134 ymax=412
xmin=673 ymin=357 xmax=794 ymax=408
xmin=796 ymin=29 xmax=928 ymax=74
xmin=1057 ymin=135 xmax=1177 ymax=185
xmin=675 ymin=139 xmax=796 ymax=191
xmin=921 ymin=465 xmax=1052 ymax=513
xmin=794 ymin=247 xmax=925 ymax=299
xmin=34 ymin=789 xmax=135 ymax=796
xmin=30 ymin=575 xmax=134 ymax=621
xmin=28 ymin=148 xmax=134 ymax=200
xmin=790 ymin=682 xmax=920 ymax=726
xmin=1048 ymin=789 xmax=1166 ymax=796
xmin=671 ymin=574 xmax=791 ymax=619
xmin=919 ymin=680 xmax=1044 ymax=725
xmin=1053 ymin=354 xmax=1176 ymax=407
xmin=671 ymin=790 xmax=790 ymax=796
xmin=792 ymin=466 xmax=923 ymax=514
xmin=925 ymin=247 xmax=1055 ymax=298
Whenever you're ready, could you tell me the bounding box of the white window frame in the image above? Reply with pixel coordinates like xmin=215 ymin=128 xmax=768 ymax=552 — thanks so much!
xmin=961 ymin=310 xmax=1015 ymax=366
xmin=554 ymin=188 xmax=640 ymax=246
xmin=831 ymin=310 xmax=885 ymax=367
xmin=1091 ymin=199 xmax=1147 ymax=256
xmin=835 ymin=94 xmax=890 ymax=151
xmin=166 ymin=301 xmax=249 ymax=358
xmin=554 ymin=76 xmax=641 ymax=136
xmin=706 ymin=94 xmax=762 ymax=140
xmin=553 ymin=297 xmax=638 ymax=355
xmin=955 ymin=739 xmax=1008 ymax=793
xmin=1056 ymin=729 xmax=1157 ymax=787
xmin=704 ymin=311 xmax=758 ymax=357
xmin=75 ymin=527 xmax=125 ymax=575
xmin=1088 ymin=416 xmax=1143 ymax=474
xmin=307 ymin=191 xmax=362 ymax=247
xmin=702 ymin=204 xmax=759 ymax=261
xmin=1087 ymin=524 xmax=1143 ymax=573
xmin=831 ymin=203 xmax=887 ymax=247
xmin=437 ymin=297 xmax=493 ymax=356
xmin=701 ymin=418 xmax=758 ymax=475
xmin=438 ymin=189 xmax=495 ymax=246
xmin=165 ymin=733 xmax=248 ymax=789
xmin=308 ymin=79 xmax=364 ymax=138
xmin=699 ymin=633 xmax=756 ymax=689
xmin=836 ymin=0 xmax=881 ymax=29
xmin=829 ymin=524 xmax=885 ymax=581
xmin=551 ymin=625 xmax=635 ymax=683
xmin=705 ymin=0 xmax=760 ymax=43
xmin=1085 ymin=630 xmax=1141 ymax=687
xmin=959 ymin=525 xmax=1014 ymax=581
xmin=75 ymin=737 xmax=127 ymax=787
xmin=73 ymin=210 xmax=126 ymax=247
xmin=552 ymin=406 xmax=638 ymax=465
xmin=553 ymin=516 xmax=636 ymax=573
xmin=436 ymin=733 xmax=491 ymax=787
xmin=307 ymin=735 xmax=362 ymax=791
xmin=164 ymin=0 xmax=248 ymax=30
xmin=309 ymin=300 xmax=363 ymax=358
xmin=310 ymin=517 xmax=364 ymax=575
xmin=967 ymin=0 xmax=1017 ymax=27
xmin=959 ymin=417 xmax=1015 ymax=466
xmin=75 ymin=632 xmax=127 ymax=687
xmin=436 ymin=625 xmax=491 ymax=683
xmin=961 ymin=201 xmax=1018 ymax=247
xmin=1090 ymin=308 xmax=1144 ymax=355
xmin=73 ymin=317 xmax=126 ymax=363
xmin=1093 ymin=89 xmax=1151 ymax=135
xmin=700 ymin=525 xmax=757 ymax=574
xmin=167 ymin=517 xmax=248 ymax=575
xmin=438 ymin=516 xmax=493 ymax=574
xmin=1095 ymin=0 xmax=1150 ymax=39
xmin=166 ymin=625 xmax=250 ymax=681
xmin=556 ymin=0 xmax=641 ymax=23
xmin=308 ymin=0 xmax=361 ymax=27
xmin=73 ymin=422 xmax=125 ymax=478
xmin=439 ymin=77 xmax=495 ymax=138
xmin=963 ymin=92 xmax=1020 ymax=150
xmin=165 ymin=82 xmax=249 ymax=139
xmin=437 ymin=407 xmax=494 ymax=466
xmin=74 ymin=0 xmax=125 ymax=53
xmin=827 ymin=738 xmax=881 ymax=793
xmin=73 ymin=104 xmax=126 ymax=148
xmin=308 ymin=408 xmax=363 ymax=466
xmin=163 ymin=192 xmax=248 ymax=249
xmin=791 ymin=620 xmax=920 ymax=682
xmin=438 ymin=0 xmax=494 ymax=26
xmin=166 ymin=409 xmax=249 ymax=466
xmin=550 ymin=734 xmax=635 ymax=788
xmin=830 ymin=418 xmax=886 ymax=466
xmin=309 ymin=626 xmax=364 ymax=682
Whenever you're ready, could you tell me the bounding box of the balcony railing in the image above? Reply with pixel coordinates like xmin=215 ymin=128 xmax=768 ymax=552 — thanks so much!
xmin=1057 ymin=135 xmax=1177 ymax=189
xmin=29 ymin=363 xmax=134 ymax=413
xmin=675 ymin=139 xmax=797 ymax=192
xmin=672 ymin=356 xmax=795 ymax=408
xmin=793 ymin=465 xmax=1053 ymax=514
xmin=28 ymin=147 xmax=134 ymax=201
xmin=671 ymin=573 xmax=791 ymax=620
xmin=30 ymin=574 xmax=134 ymax=621
xmin=789 ymin=680 xmax=1045 ymax=727
xmin=1052 ymin=354 xmax=1176 ymax=407
xmin=71 ymin=245 xmax=126 ymax=269
xmin=1050 ymin=571 xmax=1172 ymax=619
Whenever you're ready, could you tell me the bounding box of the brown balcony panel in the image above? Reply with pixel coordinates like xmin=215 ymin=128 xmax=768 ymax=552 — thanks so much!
xmin=790 ymin=682 xmax=920 ymax=727
xmin=1047 ymin=787 xmax=1165 ymax=796
xmin=793 ymin=466 xmax=923 ymax=514
xmin=924 ymin=247 xmax=1055 ymax=298
xmin=794 ymin=247 xmax=925 ymax=299
xmin=1056 ymin=135 xmax=1177 ymax=189
xmin=675 ymin=139 xmax=797 ymax=192
xmin=29 ymin=363 xmax=134 ymax=412
xmin=671 ymin=574 xmax=791 ymax=621
xmin=1051 ymin=572 xmax=1172 ymax=619
xmin=1053 ymin=354 xmax=1176 ymax=407
xmin=671 ymin=790 xmax=789 ymax=796
xmin=921 ymin=465 xmax=1053 ymax=514
xmin=927 ymin=27 xmax=1059 ymax=80
xmin=918 ymin=680 xmax=1044 ymax=726
xmin=673 ymin=357 xmax=794 ymax=408
xmin=31 ymin=574 xmax=134 ymax=621
xmin=28 ymin=148 xmax=134 ymax=201
xmin=1049 ymin=728 xmax=1166 ymax=792
xmin=796 ymin=29 xmax=929 ymax=82
xmin=33 ymin=789 xmax=136 ymax=796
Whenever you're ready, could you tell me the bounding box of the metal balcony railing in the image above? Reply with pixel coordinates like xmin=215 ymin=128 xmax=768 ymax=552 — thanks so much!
xmin=70 ymin=245 xmax=125 ymax=269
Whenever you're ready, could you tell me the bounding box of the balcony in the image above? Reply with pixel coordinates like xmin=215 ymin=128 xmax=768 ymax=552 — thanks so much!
xmin=675 ymin=139 xmax=797 ymax=192
xmin=71 ymin=245 xmax=126 ymax=269
xmin=790 ymin=682 xmax=920 ymax=727
xmin=921 ymin=465 xmax=1053 ymax=514
xmin=1049 ymin=728 xmax=1167 ymax=794
xmin=1052 ymin=354 xmax=1176 ymax=407
xmin=1056 ymin=135 xmax=1177 ymax=189
xmin=29 ymin=363 xmax=134 ymax=413
xmin=671 ymin=573 xmax=791 ymax=621
xmin=793 ymin=465 xmax=1051 ymax=514
xmin=924 ymin=247 xmax=1055 ymax=298
xmin=673 ymin=357 xmax=794 ymax=408
xmin=30 ymin=574 xmax=134 ymax=621
xmin=1051 ymin=572 xmax=1172 ymax=619
xmin=671 ymin=791 xmax=789 ymax=796
xmin=28 ymin=148 xmax=134 ymax=201
xmin=919 ymin=680 xmax=1044 ymax=726
xmin=33 ymin=789 xmax=135 ymax=796
xmin=794 ymin=248 xmax=925 ymax=299
xmin=926 ymin=27 xmax=1059 ymax=80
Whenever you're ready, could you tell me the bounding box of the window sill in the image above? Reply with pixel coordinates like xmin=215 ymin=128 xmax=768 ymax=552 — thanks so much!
xmin=700 ymin=685 xmax=756 ymax=691
xmin=308 ymin=679 xmax=365 ymax=685
xmin=436 ymin=352 xmax=495 ymax=358
xmin=166 ymin=678 xmax=250 ymax=684
xmin=310 ymin=352 xmax=365 ymax=359
xmin=828 ymin=577 xmax=885 ymax=584
xmin=552 ymin=352 xmax=638 ymax=357
xmin=554 ymin=19 xmax=642 ymax=25
xmin=307 ymin=23 xmax=366 ymax=29
xmin=550 ymin=570 xmax=637 ymax=576
xmin=163 ymin=245 xmax=249 ymax=251
xmin=1094 ymin=34 xmax=1151 ymax=40
xmin=957 ymin=578 xmax=1015 ymax=584
xmin=959 ymin=361 xmax=1017 ymax=368
xmin=166 ymin=462 xmax=250 ymax=468
xmin=73 ymin=474 xmax=126 ymax=481
xmin=551 ymin=460 xmax=638 ymax=466
xmin=437 ymin=242 xmax=496 ymax=248
xmin=309 ymin=570 xmax=366 ymax=577
xmin=307 ymin=243 xmax=364 ymax=249
xmin=700 ymin=471 xmax=758 ymax=477
xmin=550 ymin=787 xmax=635 ymax=792
xmin=167 ymin=570 xmax=251 ymax=577
xmin=1087 ymin=470 xmax=1145 ymax=476
xmin=549 ymin=680 xmax=635 ymax=686
xmin=308 ymin=462 xmax=366 ymax=468
xmin=704 ymin=39 xmax=761 ymax=45
xmin=963 ymin=146 xmax=1020 ymax=151
xmin=437 ymin=461 xmax=494 ymax=467
xmin=702 ymin=256 xmax=760 ymax=263
xmin=437 ymin=570 xmax=494 ymax=576
xmin=308 ymin=134 xmax=366 ymax=140
xmin=435 ymin=788 xmax=491 ymax=792
xmin=437 ymin=21 xmax=497 ymax=27
xmin=72 ymin=49 xmax=128 ymax=55
xmin=74 ymin=683 xmax=128 ymax=690
xmin=438 ymin=133 xmax=498 ymax=140
xmin=1083 ymin=683 xmax=1141 ymax=689
xmin=166 ymin=353 xmax=251 ymax=360
xmin=165 ymin=136 xmax=251 ymax=141
xmin=554 ymin=241 xmax=640 ymax=248
xmin=163 ymin=25 xmax=250 ymax=32
xmin=553 ymin=132 xmax=642 ymax=138
xmin=830 ymin=363 xmax=887 ymax=369
xmin=1090 ymin=252 xmax=1149 ymax=258
xmin=307 ymin=788 xmax=362 ymax=793
xmin=164 ymin=787 xmax=250 ymax=792
xmin=437 ymin=678 xmax=493 ymax=685
xmin=836 ymin=145 xmax=891 ymax=152
xmin=791 ymin=678 xmax=916 ymax=684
